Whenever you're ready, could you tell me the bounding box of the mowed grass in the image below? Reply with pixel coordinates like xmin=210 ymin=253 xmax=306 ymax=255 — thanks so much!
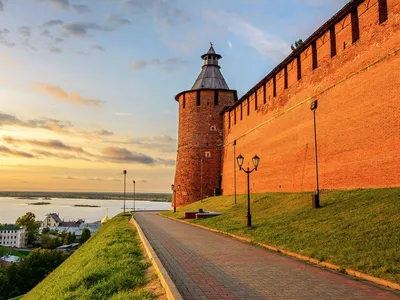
xmin=24 ymin=214 xmax=163 ymax=300
xmin=0 ymin=247 xmax=30 ymax=258
xmin=162 ymin=188 xmax=400 ymax=283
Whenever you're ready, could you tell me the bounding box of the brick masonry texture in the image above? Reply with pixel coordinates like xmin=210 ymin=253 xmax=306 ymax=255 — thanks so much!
xmin=173 ymin=0 xmax=400 ymax=205
xmin=134 ymin=213 xmax=400 ymax=300
xmin=174 ymin=90 xmax=235 ymax=206
xmin=221 ymin=0 xmax=400 ymax=195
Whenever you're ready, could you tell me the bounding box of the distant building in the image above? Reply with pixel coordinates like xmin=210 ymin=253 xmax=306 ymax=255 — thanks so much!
xmin=56 ymin=243 xmax=80 ymax=252
xmin=0 ymin=224 xmax=28 ymax=248
xmin=42 ymin=213 xmax=84 ymax=228
xmin=42 ymin=213 xmax=62 ymax=227
xmin=42 ymin=221 xmax=101 ymax=237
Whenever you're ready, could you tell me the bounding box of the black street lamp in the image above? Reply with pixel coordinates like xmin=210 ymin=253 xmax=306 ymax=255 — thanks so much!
xmin=310 ymin=99 xmax=320 ymax=209
xmin=123 ymin=170 xmax=127 ymax=214
xmin=133 ymin=180 xmax=136 ymax=212
xmin=236 ymin=154 xmax=260 ymax=227
xmin=233 ymin=140 xmax=237 ymax=204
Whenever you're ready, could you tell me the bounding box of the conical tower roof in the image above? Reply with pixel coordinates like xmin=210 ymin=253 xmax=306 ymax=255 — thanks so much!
xmin=191 ymin=43 xmax=229 ymax=90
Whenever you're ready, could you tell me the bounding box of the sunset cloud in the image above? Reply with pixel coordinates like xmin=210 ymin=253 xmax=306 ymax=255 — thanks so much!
xmin=35 ymin=83 xmax=104 ymax=107
xmin=102 ymin=147 xmax=155 ymax=164
xmin=3 ymin=136 xmax=94 ymax=157
xmin=0 ymin=145 xmax=34 ymax=158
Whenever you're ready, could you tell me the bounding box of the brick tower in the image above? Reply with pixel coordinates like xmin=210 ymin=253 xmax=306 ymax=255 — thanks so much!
xmin=173 ymin=43 xmax=237 ymax=207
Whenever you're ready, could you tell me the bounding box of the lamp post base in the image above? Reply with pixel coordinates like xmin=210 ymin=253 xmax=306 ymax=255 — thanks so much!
xmin=247 ymin=214 xmax=252 ymax=227
xmin=312 ymin=194 xmax=320 ymax=209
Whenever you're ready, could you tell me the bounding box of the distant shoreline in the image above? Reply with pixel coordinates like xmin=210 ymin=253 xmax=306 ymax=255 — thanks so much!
xmin=0 ymin=191 xmax=172 ymax=203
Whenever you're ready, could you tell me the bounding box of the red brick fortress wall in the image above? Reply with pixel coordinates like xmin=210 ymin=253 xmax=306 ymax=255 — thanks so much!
xmin=175 ymin=90 xmax=236 ymax=206
xmin=221 ymin=0 xmax=400 ymax=195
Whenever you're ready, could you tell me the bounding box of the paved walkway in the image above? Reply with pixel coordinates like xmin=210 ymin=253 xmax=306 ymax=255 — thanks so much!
xmin=134 ymin=212 xmax=399 ymax=300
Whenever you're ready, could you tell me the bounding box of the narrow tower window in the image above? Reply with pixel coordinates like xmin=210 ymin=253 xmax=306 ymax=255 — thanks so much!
xmin=196 ymin=91 xmax=200 ymax=106
xmin=247 ymin=98 xmax=250 ymax=116
xmin=182 ymin=94 xmax=186 ymax=108
xmin=234 ymin=109 xmax=237 ymax=124
xmin=312 ymin=41 xmax=318 ymax=70
xmin=214 ymin=91 xmax=219 ymax=105
xmin=254 ymin=92 xmax=258 ymax=110
xmin=273 ymin=76 xmax=277 ymax=97
xmin=378 ymin=0 xmax=388 ymax=24
xmin=330 ymin=27 xmax=337 ymax=58
xmin=297 ymin=54 xmax=302 ymax=80
xmin=284 ymin=66 xmax=288 ymax=89
xmin=263 ymin=84 xmax=266 ymax=104
xmin=351 ymin=7 xmax=360 ymax=43
xmin=205 ymin=152 xmax=211 ymax=158
xmin=240 ymin=102 xmax=243 ymax=120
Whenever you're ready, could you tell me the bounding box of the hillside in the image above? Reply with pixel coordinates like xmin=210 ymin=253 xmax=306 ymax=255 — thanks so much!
xmin=163 ymin=188 xmax=400 ymax=283
xmin=24 ymin=214 xmax=165 ymax=299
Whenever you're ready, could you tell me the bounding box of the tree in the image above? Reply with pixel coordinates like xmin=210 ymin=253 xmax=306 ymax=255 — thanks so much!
xmin=0 ymin=249 xmax=69 ymax=300
xmin=15 ymin=212 xmax=40 ymax=245
xmin=64 ymin=232 xmax=75 ymax=245
xmin=80 ymin=228 xmax=91 ymax=244
xmin=41 ymin=227 xmax=50 ymax=234
xmin=291 ymin=39 xmax=304 ymax=51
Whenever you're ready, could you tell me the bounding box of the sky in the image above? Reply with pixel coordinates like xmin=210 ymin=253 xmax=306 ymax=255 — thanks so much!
xmin=0 ymin=0 xmax=349 ymax=193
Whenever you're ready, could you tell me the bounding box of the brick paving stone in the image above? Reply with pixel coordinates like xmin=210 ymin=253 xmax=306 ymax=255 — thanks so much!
xmin=134 ymin=212 xmax=400 ymax=300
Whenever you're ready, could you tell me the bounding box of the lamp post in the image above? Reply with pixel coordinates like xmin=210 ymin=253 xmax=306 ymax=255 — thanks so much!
xmin=133 ymin=180 xmax=136 ymax=212
xmin=236 ymin=154 xmax=260 ymax=227
xmin=123 ymin=170 xmax=127 ymax=214
xmin=310 ymin=99 xmax=320 ymax=209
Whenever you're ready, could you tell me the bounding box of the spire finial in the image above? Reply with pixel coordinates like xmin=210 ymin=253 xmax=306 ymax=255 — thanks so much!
xmin=210 ymin=41 xmax=213 ymax=47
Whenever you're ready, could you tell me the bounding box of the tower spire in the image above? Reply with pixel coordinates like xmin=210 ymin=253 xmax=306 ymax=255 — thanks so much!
xmin=191 ymin=43 xmax=229 ymax=90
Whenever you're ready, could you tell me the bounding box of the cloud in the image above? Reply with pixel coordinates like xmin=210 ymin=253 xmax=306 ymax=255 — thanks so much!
xmin=76 ymin=50 xmax=89 ymax=56
xmin=72 ymin=4 xmax=90 ymax=14
xmin=111 ymin=134 xmax=177 ymax=153
xmin=206 ymin=11 xmax=290 ymax=60
xmin=35 ymin=0 xmax=69 ymax=10
xmin=19 ymin=26 xmax=31 ymax=38
xmin=63 ymin=22 xmax=112 ymax=37
xmin=0 ymin=1 xmax=4 ymax=12
xmin=124 ymin=0 xmax=187 ymax=27
xmin=35 ymin=82 xmax=104 ymax=107
xmin=92 ymin=44 xmax=105 ymax=51
xmin=106 ymin=14 xmax=131 ymax=26
xmin=102 ymin=147 xmax=155 ymax=164
xmin=34 ymin=150 xmax=92 ymax=161
xmin=0 ymin=28 xmax=15 ymax=47
xmin=3 ymin=136 xmax=94 ymax=157
xmin=228 ymin=41 xmax=233 ymax=48
xmin=0 ymin=113 xmax=73 ymax=134
xmin=87 ymin=177 xmax=120 ymax=182
xmin=0 ymin=145 xmax=35 ymax=158
xmin=49 ymin=46 xmax=62 ymax=53
xmin=43 ymin=19 xmax=64 ymax=27
xmin=132 ymin=57 xmax=187 ymax=72
xmin=96 ymin=129 xmax=114 ymax=136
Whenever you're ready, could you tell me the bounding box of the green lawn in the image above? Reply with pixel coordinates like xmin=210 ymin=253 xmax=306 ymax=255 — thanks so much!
xmin=162 ymin=188 xmax=400 ymax=283
xmin=0 ymin=247 xmax=30 ymax=258
xmin=24 ymin=214 xmax=164 ymax=300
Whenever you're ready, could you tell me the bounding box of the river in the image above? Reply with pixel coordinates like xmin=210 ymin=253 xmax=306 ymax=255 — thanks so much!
xmin=0 ymin=197 xmax=171 ymax=224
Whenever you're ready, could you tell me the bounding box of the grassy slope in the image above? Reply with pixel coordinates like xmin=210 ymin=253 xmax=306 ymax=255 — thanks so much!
xmin=162 ymin=188 xmax=400 ymax=283
xmin=24 ymin=215 xmax=163 ymax=300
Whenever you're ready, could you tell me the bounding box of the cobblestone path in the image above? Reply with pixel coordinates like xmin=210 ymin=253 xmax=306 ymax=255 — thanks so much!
xmin=134 ymin=212 xmax=399 ymax=300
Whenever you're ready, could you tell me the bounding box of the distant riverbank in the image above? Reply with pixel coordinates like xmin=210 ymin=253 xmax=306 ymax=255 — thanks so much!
xmin=0 ymin=196 xmax=171 ymax=224
xmin=0 ymin=191 xmax=171 ymax=202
